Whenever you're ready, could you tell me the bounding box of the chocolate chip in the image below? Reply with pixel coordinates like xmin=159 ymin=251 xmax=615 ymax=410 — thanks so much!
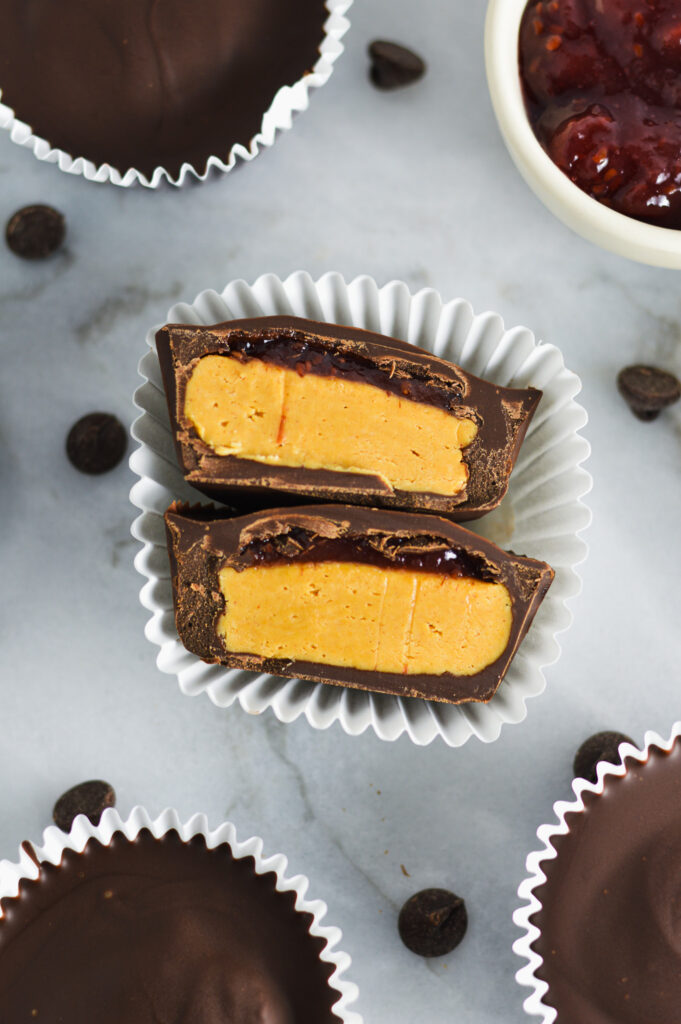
xmin=617 ymin=364 xmax=681 ymax=421
xmin=53 ymin=780 xmax=116 ymax=832
xmin=398 ymin=888 xmax=467 ymax=957
xmin=66 ymin=413 xmax=127 ymax=474
xmin=368 ymin=40 xmax=426 ymax=90
xmin=5 ymin=204 xmax=65 ymax=259
xmin=573 ymin=731 xmax=635 ymax=785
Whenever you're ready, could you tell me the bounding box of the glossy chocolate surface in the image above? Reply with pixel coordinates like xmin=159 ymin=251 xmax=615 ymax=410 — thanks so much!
xmin=520 ymin=0 xmax=681 ymax=228
xmin=164 ymin=502 xmax=554 ymax=704
xmin=0 ymin=0 xmax=327 ymax=176
xmin=0 ymin=829 xmax=339 ymax=1023
xmin=156 ymin=316 xmax=541 ymax=519
xmin=533 ymin=741 xmax=681 ymax=1023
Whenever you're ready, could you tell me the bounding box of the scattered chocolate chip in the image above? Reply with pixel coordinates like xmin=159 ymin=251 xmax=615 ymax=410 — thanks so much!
xmin=66 ymin=412 xmax=127 ymax=474
xmin=368 ymin=40 xmax=426 ymax=90
xmin=5 ymin=204 xmax=65 ymax=259
xmin=53 ymin=780 xmax=116 ymax=832
xmin=398 ymin=888 xmax=467 ymax=957
xmin=573 ymin=731 xmax=635 ymax=785
xmin=617 ymin=364 xmax=681 ymax=421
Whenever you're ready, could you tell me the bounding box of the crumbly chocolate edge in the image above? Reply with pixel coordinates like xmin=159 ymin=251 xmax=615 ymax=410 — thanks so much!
xmin=165 ymin=502 xmax=554 ymax=705
xmin=156 ymin=316 xmax=542 ymax=520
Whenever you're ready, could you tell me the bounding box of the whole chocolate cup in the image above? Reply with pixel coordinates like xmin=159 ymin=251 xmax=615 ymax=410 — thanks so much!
xmin=0 ymin=806 xmax=362 ymax=1023
xmin=513 ymin=725 xmax=681 ymax=1024
xmin=0 ymin=1 xmax=352 ymax=188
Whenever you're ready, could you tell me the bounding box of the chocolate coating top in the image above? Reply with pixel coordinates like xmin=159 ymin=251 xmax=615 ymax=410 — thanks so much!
xmin=0 ymin=829 xmax=340 ymax=1023
xmin=533 ymin=741 xmax=681 ymax=1024
xmin=0 ymin=0 xmax=327 ymax=176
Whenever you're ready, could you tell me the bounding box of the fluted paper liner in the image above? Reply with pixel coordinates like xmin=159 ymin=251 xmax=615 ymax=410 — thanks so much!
xmin=0 ymin=1 xmax=351 ymax=188
xmin=0 ymin=805 xmax=362 ymax=1023
xmin=513 ymin=723 xmax=681 ymax=1022
xmin=130 ymin=271 xmax=592 ymax=746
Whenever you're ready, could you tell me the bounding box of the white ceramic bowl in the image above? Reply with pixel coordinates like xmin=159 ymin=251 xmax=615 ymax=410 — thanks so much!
xmin=0 ymin=806 xmax=362 ymax=1024
xmin=130 ymin=271 xmax=591 ymax=748
xmin=485 ymin=0 xmax=681 ymax=268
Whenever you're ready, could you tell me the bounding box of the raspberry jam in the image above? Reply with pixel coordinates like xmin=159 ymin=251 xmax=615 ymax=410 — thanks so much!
xmin=520 ymin=0 xmax=681 ymax=228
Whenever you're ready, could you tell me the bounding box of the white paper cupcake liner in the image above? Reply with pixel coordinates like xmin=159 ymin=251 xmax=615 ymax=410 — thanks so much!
xmin=130 ymin=271 xmax=592 ymax=747
xmin=0 ymin=1 xmax=351 ymax=188
xmin=513 ymin=723 xmax=681 ymax=1022
xmin=0 ymin=805 xmax=361 ymax=1024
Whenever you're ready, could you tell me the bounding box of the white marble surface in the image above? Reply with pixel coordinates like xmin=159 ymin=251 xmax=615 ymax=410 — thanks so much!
xmin=0 ymin=1 xmax=680 ymax=1021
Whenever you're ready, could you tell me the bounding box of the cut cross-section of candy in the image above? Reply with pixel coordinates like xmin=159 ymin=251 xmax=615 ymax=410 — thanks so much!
xmin=156 ymin=316 xmax=541 ymax=519
xmin=164 ymin=502 xmax=554 ymax=704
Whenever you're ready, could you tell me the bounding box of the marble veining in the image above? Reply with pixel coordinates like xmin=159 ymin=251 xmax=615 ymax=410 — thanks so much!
xmin=1 ymin=1 xmax=680 ymax=1022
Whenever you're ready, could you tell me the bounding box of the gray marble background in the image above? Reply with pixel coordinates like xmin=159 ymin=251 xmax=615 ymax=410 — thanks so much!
xmin=1 ymin=1 xmax=680 ymax=1021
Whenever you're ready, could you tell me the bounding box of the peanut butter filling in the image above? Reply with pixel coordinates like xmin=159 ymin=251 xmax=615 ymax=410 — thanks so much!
xmin=217 ymin=562 xmax=512 ymax=676
xmin=184 ymin=355 xmax=478 ymax=496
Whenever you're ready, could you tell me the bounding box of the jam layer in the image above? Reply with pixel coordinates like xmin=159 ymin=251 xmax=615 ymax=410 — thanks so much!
xmin=520 ymin=0 xmax=681 ymax=227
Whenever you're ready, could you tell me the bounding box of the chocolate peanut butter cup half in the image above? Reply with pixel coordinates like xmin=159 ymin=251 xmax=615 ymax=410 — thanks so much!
xmin=0 ymin=828 xmax=342 ymax=1022
xmin=164 ymin=502 xmax=554 ymax=704
xmin=156 ymin=316 xmax=541 ymax=519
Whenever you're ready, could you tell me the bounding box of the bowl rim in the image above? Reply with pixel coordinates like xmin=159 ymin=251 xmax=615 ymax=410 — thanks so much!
xmin=484 ymin=0 xmax=681 ymax=269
